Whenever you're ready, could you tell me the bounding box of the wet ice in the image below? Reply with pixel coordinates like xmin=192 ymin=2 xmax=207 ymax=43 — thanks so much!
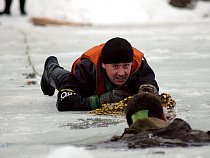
xmin=0 ymin=0 xmax=210 ymax=158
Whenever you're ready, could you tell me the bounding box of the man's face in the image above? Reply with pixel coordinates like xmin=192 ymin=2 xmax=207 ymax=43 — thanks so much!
xmin=102 ymin=62 xmax=133 ymax=86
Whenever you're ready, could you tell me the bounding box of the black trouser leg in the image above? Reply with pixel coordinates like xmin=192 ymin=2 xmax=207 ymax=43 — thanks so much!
xmin=48 ymin=66 xmax=70 ymax=91
xmin=4 ymin=0 xmax=12 ymax=14
xmin=19 ymin=0 xmax=26 ymax=15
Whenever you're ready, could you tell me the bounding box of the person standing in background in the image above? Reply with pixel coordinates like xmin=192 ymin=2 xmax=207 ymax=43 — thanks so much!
xmin=0 ymin=0 xmax=27 ymax=16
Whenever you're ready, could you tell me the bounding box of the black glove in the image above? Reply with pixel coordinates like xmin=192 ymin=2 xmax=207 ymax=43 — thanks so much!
xmin=138 ymin=85 xmax=157 ymax=95
xmin=100 ymin=85 xmax=130 ymax=105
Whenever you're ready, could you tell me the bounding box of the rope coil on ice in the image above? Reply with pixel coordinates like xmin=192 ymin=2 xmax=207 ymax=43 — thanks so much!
xmin=89 ymin=97 xmax=131 ymax=115
xmin=89 ymin=92 xmax=176 ymax=121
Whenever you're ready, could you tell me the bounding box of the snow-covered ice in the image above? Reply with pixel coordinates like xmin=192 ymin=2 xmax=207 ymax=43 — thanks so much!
xmin=0 ymin=0 xmax=210 ymax=158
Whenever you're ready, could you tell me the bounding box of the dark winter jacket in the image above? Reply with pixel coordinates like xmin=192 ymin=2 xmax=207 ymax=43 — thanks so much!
xmin=109 ymin=118 xmax=210 ymax=148
xmin=56 ymin=45 xmax=158 ymax=111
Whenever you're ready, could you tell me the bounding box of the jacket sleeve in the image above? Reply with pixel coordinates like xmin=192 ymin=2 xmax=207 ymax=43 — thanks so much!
xmin=56 ymin=59 xmax=101 ymax=111
xmin=128 ymin=59 xmax=159 ymax=94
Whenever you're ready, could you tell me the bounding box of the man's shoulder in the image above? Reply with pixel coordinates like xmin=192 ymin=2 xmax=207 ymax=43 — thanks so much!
xmin=126 ymin=118 xmax=170 ymax=134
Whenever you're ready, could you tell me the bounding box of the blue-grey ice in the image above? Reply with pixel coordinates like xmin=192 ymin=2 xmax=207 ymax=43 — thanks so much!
xmin=0 ymin=0 xmax=210 ymax=158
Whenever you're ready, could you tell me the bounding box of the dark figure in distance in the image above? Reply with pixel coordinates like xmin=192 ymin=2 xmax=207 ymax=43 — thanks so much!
xmin=0 ymin=0 xmax=27 ymax=16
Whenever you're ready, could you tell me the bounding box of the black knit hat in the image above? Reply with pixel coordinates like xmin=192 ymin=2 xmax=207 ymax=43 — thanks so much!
xmin=101 ymin=37 xmax=133 ymax=64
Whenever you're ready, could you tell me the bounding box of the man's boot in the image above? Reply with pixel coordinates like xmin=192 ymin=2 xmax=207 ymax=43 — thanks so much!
xmin=41 ymin=56 xmax=59 ymax=96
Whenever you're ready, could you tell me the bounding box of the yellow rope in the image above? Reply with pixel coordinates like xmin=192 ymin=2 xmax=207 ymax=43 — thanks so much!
xmin=19 ymin=29 xmax=42 ymax=77
xmin=89 ymin=96 xmax=131 ymax=115
xmin=160 ymin=93 xmax=176 ymax=113
xmin=89 ymin=93 xmax=176 ymax=115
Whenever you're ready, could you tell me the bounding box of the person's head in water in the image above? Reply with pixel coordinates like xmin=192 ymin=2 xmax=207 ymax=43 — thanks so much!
xmin=125 ymin=92 xmax=165 ymax=127
xmin=101 ymin=37 xmax=133 ymax=86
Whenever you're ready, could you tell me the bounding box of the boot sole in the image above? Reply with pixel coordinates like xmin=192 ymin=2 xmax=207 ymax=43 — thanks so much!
xmin=40 ymin=56 xmax=57 ymax=96
xmin=41 ymin=74 xmax=55 ymax=96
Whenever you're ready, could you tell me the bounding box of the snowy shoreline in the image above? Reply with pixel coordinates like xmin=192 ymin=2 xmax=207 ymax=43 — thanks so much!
xmin=0 ymin=0 xmax=210 ymax=25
